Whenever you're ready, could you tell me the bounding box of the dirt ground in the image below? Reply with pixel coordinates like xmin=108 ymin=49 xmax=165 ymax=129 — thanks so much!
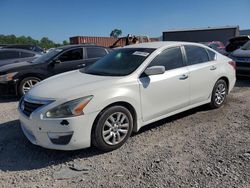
xmin=0 ymin=78 xmax=249 ymax=188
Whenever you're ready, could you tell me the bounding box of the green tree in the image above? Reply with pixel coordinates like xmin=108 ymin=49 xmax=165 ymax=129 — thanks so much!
xmin=62 ymin=40 xmax=69 ymax=45
xmin=110 ymin=29 xmax=122 ymax=38
xmin=0 ymin=34 xmax=69 ymax=48
xmin=40 ymin=37 xmax=55 ymax=49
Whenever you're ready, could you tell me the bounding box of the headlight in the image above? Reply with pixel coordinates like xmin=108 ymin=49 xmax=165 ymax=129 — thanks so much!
xmin=45 ymin=96 xmax=93 ymax=118
xmin=0 ymin=72 xmax=18 ymax=82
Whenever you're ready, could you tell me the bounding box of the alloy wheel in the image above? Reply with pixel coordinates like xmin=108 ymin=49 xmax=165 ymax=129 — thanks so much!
xmin=214 ymin=83 xmax=226 ymax=105
xmin=102 ymin=112 xmax=130 ymax=145
xmin=22 ymin=79 xmax=40 ymax=94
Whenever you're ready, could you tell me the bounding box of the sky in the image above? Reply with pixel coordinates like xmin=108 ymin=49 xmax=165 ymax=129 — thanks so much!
xmin=0 ymin=0 xmax=250 ymax=43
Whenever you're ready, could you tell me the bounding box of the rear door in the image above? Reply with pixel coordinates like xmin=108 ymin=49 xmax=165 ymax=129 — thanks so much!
xmin=184 ymin=45 xmax=219 ymax=105
xmin=84 ymin=47 xmax=108 ymax=67
xmin=139 ymin=46 xmax=190 ymax=122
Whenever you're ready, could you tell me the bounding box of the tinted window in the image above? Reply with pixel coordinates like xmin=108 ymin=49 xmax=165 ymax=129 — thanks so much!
xmin=207 ymin=49 xmax=216 ymax=61
xmin=84 ymin=48 xmax=155 ymax=76
xmin=149 ymin=47 xmax=184 ymax=70
xmin=59 ymin=48 xmax=83 ymax=62
xmin=185 ymin=46 xmax=209 ymax=65
xmin=0 ymin=51 xmax=20 ymax=60
xmin=20 ymin=52 xmax=35 ymax=58
xmin=86 ymin=47 xmax=107 ymax=58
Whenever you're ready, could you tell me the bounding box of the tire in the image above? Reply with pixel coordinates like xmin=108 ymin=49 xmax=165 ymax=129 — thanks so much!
xmin=18 ymin=77 xmax=41 ymax=96
xmin=92 ymin=106 xmax=133 ymax=152
xmin=210 ymin=79 xmax=228 ymax=109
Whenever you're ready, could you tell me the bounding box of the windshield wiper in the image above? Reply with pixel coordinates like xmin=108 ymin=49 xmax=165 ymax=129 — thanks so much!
xmin=86 ymin=71 xmax=123 ymax=76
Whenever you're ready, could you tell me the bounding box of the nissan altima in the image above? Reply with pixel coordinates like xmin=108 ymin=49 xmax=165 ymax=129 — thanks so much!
xmin=18 ymin=42 xmax=236 ymax=151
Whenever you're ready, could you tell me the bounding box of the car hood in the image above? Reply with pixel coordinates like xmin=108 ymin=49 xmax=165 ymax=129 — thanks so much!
xmin=26 ymin=70 xmax=119 ymax=99
xmin=0 ymin=61 xmax=31 ymax=73
xmin=231 ymin=49 xmax=250 ymax=58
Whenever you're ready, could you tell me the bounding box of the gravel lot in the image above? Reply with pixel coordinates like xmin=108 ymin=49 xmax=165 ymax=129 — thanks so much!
xmin=0 ymin=78 xmax=249 ymax=188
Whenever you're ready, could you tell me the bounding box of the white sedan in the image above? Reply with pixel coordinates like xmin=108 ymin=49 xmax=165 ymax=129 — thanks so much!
xmin=18 ymin=42 xmax=236 ymax=151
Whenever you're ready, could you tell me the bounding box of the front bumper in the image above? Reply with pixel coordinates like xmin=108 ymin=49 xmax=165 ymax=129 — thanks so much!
xmin=236 ymin=61 xmax=250 ymax=76
xmin=19 ymin=107 xmax=99 ymax=150
xmin=236 ymin=66 xmax=250 ymax=77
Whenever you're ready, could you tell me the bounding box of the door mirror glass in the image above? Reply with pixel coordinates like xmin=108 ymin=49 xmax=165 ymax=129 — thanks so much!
xmin=53 ymin=59 xmax=61 ymax=64
xmin=144 ymin=66 xmax=165 ymax=76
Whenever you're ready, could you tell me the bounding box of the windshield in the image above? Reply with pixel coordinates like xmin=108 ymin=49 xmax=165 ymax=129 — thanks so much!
xmin=83 ymin=48 xmax=155 ymax=76
xmin=32 ymin=48 xmax=62 ymax=64
xmin=241 ymin=41 xmax=250 ymax=50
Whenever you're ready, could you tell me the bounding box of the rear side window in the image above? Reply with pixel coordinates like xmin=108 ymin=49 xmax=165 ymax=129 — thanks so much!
xmin=0 ymin=51 xmax=20 ymax=60
xmin=149 ymin=47 xmax=184 ymax=71
xmin=59 ymin=48 xmax=83 ymax=62
xmin=20 ymin=52 xmax=35 ymax=58
xmin=86 ymin=47 xmax=107 ymax=58
xmin=185 ymin=46 xmax=209 ymax=65
xmin=207 ymin=49 xmax=216 ymax=61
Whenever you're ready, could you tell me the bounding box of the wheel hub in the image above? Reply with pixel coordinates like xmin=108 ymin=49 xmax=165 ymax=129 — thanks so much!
xmin=215 ymin=83 xmax=226 ymax=105
xmin=102 ymin=112 xmax=129 ymax=145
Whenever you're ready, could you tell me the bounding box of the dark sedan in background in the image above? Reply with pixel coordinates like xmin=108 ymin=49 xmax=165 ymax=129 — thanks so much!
xmin=0 ymin=44 xmax=112 ymax=96
xmin=0 ymin=48 xmax=41 ymax=67
xmin=229 ymin=40 xmax=250 ymax=77
xmin=2 ymin=44 xmax=44 ymax=54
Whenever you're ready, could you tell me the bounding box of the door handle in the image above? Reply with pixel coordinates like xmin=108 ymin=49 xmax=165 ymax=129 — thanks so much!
xmin=179 ymin=74 xmax=189 ymax=80
xmin=210 ymin=66 xmax=217 ymax=70
xmin=77 ymin=64 xmax=86 ymax=68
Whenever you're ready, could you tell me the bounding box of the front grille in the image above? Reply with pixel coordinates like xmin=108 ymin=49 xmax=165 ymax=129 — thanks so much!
xmin=21 ymin=100 xmax=44 ymax=117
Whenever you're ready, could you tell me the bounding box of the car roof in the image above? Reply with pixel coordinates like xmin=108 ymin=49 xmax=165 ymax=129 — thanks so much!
xmin=123 ymin=41 xmax=206 ymax=49
xmin=57 ymin=44 xmax=109 ymax=50
xmin=4 ymin=44 xmax=36 ymax=47
xmin=0 ymin=48 xmax=39 ymax=54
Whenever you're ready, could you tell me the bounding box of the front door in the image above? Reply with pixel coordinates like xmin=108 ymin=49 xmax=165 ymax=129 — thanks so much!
xmin=52 ymin=48 xmax=86 ymax=74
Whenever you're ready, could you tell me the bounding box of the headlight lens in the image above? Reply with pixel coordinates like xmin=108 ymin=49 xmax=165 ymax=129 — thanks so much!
xmin=45 ymin=96 xmax=93 ymax=118
xmin=0 ymin=72 xmax=18 ymax=82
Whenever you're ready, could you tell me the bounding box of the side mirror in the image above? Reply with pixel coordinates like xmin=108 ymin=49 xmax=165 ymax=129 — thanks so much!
xmin=53 ymin=59 xmax=61 ymax=65
xmin=144 ymin=66 xmax=165 ymax=76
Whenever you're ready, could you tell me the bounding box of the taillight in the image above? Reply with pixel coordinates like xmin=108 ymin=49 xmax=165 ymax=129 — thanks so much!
xmin=228 ymin=61 xmax=236 ymax=70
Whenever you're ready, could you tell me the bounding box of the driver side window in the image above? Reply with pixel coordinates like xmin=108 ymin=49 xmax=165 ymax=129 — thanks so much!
xmin=58 ymin=48 xmax=83 ymax=62
xmin=149 ymin=47 xmax=184 ymax=71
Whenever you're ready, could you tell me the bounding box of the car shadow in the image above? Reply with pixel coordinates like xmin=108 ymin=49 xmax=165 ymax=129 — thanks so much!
xmin=0 ymin=120 xmax=105 ymax=172
xmin=134 ymin=104 xmax=211 ymax=136
xmin=0 ymin=104 xmax=212 ymax=172
xmin=0 ymin=96 xmax=19 ymax=103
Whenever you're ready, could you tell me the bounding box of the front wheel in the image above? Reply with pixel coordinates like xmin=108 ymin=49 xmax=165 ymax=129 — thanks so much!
xmin=92 ymin=106 xmax=133 ymax=151
xmin=210 ymin=79 xmax=228 ymax=109
xmin=18 ymin=77 xmax=41 ymax=96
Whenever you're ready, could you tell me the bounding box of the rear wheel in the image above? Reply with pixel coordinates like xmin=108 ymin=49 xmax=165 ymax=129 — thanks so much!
xmin=18 ymin=77 xmax=41 ymax=96
xmin=92 ymin=106 xmax=133 ymax=151
xmin=210 ymin=79 xmax=228 ymax=108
